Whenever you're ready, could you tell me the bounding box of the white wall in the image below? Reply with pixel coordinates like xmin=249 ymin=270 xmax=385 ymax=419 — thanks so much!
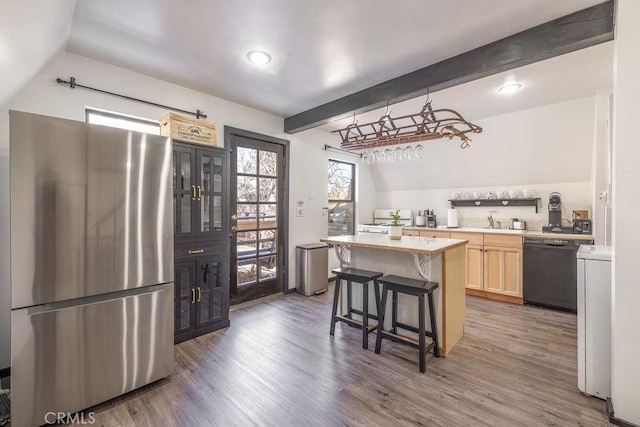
xmin=591 ymin=88 xmax=613 ymax=245
xmin=286 ymin=132 xmax=376 ymax=283
xmin=611 ymin=0 xmax=640 ymax=423
xmin=0 ymin=50 xmax=376 ymax=369
xmin=0 ymin=155 xmax=8 ymax=371
xmin=370 ymin=96 xmax=596 ymax=192
xmin=377 ymin=182 xmax=591 ymax=230
xmin=374 ymin=96 xmax=597 ymax=226
xmin=0 ymin=0 xmax=76 ymax=106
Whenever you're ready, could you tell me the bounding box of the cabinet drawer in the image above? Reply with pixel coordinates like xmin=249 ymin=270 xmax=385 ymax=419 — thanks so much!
xmin=483 ymin=234 xmax=523 ymax=249
xmin=403 ymin=229 xmax=421 ymax=236
xmin=174 ymin=242 xmax=224 ymax=260
xmin=419 ymin=230 xmax=451 ymax=239
xmin=451 ymin=232 xmax=483 ymax=245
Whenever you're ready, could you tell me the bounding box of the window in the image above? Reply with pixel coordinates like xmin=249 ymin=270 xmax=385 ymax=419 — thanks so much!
xmin=328 ymin=159 xmax=355 ymax=236
xmin=86 ymin=108 xmax=160 ymax=135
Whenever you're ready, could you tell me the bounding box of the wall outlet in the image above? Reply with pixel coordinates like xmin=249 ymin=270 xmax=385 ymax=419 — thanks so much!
xmin=296 ymin=207 xmax=305 ymax=217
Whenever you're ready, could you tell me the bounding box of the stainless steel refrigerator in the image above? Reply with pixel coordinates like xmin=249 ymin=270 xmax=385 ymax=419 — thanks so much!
xmin=9 ymin=111 xmax=174 ymax=426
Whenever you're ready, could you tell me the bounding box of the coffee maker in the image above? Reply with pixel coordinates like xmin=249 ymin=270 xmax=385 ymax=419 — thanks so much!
xmin=542 ymin=192 xmax=574 ymax=233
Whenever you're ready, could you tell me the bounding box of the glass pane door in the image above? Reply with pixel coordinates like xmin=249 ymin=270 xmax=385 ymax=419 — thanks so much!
xmin=174 ymin=261 xmax=196 ymax=335
xmin=173 ymin=148 xmax=195 ymax=238
xmin=230 ymin=136 xmax=286 ymax=305
xmin=196 ymin=259 xmax=224 ymax=327
xmin=197 ymin=150 xmax=226 ymax=237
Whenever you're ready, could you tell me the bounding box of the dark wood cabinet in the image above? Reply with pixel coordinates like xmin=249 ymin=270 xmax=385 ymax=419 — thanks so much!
xmin=173 ymin=144 xmax=228 ymax=240
xmin=173 ymin=142 xmax=230 ymax=344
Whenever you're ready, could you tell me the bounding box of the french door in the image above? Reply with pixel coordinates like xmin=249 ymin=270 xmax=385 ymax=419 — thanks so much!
xmin=229 ymin=131 xmax=288 ymax=305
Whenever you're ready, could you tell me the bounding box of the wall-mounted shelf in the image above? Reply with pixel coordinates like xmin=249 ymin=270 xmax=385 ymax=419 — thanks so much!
xmin=449 ymin=198 xmax=541 ymax=213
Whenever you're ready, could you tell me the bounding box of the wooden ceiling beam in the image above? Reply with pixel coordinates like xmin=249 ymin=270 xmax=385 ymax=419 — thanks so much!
xmin=284 ymin=1 xmax=614 ymax=134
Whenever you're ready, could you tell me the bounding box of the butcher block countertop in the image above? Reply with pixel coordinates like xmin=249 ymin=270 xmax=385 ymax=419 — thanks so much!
xmin=403 ymin=226 xmax=594 ymax=241
xmin=320 ymin=234 xmax=467 ymax=255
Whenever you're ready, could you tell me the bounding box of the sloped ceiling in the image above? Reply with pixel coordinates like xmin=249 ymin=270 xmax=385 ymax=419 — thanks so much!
xmin=65 ymin=0 xmax=607 ymax=117
xmin=0 ymin=0 xmax=76 ymax=107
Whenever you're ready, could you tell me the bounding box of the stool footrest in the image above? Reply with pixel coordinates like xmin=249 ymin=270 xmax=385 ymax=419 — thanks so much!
xmin=335 ymin=315 xmax=378 ymax=333
xmin=348 ymin=308 xmax=379 ymax=321
xmin=394 ymin=321 xmax=436 ymax=339
xmin=378 ymin=330 xmax=436 ymax=353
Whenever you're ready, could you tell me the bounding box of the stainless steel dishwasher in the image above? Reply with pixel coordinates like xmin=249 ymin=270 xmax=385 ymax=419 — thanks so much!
xmin=523 ymin=237 xmax=594 ymax=312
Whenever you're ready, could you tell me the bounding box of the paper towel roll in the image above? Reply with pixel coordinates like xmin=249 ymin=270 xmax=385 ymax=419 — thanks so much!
xmin=447 ymin=209 xmax=459 ymax=228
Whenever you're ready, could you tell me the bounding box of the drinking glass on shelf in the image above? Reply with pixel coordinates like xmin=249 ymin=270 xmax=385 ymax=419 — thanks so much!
xmin=414 ymin=144 xmax=425 ymax=159
xmin=362 ymin=151 xmax=369 ymax=164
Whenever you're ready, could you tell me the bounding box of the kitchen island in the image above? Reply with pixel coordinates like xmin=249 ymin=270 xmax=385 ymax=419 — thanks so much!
xmin=320 ymin=234 xmax=468 ymax=356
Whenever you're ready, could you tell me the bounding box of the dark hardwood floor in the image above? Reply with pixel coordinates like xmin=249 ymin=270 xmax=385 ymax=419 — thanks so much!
xmin=89 ymin=288 xmax=609 ymax=426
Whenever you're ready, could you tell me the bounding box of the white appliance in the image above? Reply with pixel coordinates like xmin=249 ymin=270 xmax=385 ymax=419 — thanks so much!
xmin=577 ymin=245 xmax=612 ymax=400
xmin=357 ymin=209 xmax=413 ymax=234
xmin=447 ymin=208 xmax=459 ymax=228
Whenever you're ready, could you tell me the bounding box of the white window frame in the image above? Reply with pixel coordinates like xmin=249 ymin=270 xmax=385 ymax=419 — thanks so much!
xmin=85 ymin=107 xmax=160 ymax=135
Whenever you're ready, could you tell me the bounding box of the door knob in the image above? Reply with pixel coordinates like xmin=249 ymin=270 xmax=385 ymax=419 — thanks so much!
xmin=231 ymin=225 xmax=237 ymax=233
xmin=231 ymin=214 xmax=238 ymax=221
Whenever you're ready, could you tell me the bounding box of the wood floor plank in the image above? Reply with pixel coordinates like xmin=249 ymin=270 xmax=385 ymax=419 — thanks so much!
xmin=87 ymin=290 xmax=609 ymax=426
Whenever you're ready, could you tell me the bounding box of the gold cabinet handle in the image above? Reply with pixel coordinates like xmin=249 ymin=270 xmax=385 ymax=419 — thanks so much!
xmin=188 ymin=249 xmax=204 ymax=254
xmin=231 ymin=225 xmax=237 ymax=233
xmin=231 ymin=214 xmax=237 ymax=221
xmin=191 ymin=185 xmax=196 ymax=200
xmin=191 ymin=288 xmax=196 ymax=304
xmin=197 ymin=287 xmax=202 ymax=303
xmin=197 ymin=185 xmax=202 ymax=200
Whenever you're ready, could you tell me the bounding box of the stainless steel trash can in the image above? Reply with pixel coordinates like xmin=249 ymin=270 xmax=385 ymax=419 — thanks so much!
xmin=296 ymin=243 xmax=329 ymax=296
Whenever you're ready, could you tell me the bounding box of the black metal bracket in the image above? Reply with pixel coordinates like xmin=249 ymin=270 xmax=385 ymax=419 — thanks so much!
xmin=323 ymin=144 xmax=363 ymax=158
xmin=56 ymin=76 xmax=207 ymax=119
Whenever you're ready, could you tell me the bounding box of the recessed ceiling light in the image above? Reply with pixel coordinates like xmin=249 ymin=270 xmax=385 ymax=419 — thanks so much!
xmin=247 ymin=50 xmax=271 ymax=65
xmin=498 ymin=83 xmax=522 ymax=94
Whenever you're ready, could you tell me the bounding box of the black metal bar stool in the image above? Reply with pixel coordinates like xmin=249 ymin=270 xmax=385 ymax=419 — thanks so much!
xmin=330 ymin=267 xmax=383 ymax=349
xmin=374 ymin=274 xmax=440 ymax=373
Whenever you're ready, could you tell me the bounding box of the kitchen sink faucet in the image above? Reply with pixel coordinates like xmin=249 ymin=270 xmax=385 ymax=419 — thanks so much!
xmin=488 ymin=215 xmax=494 ymax=229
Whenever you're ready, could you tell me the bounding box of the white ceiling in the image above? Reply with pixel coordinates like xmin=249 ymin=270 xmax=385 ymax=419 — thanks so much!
xmin=0 ymin=0 xmax=76 ymax=107
xmin=321 ymin=41 xmax=614 ymax=132
xmin=65 ymin=0 xmax=609 ymax=118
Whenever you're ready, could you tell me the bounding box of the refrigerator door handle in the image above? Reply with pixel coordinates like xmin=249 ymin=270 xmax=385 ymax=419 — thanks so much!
xmin=26 ymin=284 xmax=171 ymax=316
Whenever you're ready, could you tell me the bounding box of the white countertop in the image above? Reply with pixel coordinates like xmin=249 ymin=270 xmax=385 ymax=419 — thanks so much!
xmin=403 ymin=226 xmax=594 ymax=241
xmin=577 ymin=245 xmax=612 ymax=261
xmin=320 ymin=234 xmax=467 ymax=255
